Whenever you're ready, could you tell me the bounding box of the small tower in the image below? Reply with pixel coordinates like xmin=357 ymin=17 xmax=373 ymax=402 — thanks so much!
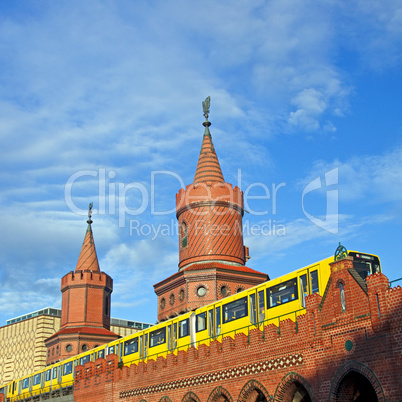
xmin=45 ymin=204 xmax=119 ymax=365
xmin=154 ymin=98 xmax=268 ymax=322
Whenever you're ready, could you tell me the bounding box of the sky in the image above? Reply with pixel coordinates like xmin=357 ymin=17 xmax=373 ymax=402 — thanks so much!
xmin=0 ymin=0 xmax=401 ymax=327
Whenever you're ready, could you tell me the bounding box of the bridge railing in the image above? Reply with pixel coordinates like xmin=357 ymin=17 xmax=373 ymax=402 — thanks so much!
xmin=389 ymin=277 xmax=402 ymax=287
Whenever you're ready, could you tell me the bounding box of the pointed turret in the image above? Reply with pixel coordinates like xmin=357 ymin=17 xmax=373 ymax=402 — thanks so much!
xmin=155 ymin=98 xmax=269 ymax=322
xmin=75 ymin=212 xmax=100 ymax=272
xmin=45 ymin=203 xmax=119 ymax=365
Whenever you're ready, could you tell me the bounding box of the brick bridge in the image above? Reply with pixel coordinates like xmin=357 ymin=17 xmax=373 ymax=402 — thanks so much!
xmin=72 ymin=257 xmax=402 ymax=401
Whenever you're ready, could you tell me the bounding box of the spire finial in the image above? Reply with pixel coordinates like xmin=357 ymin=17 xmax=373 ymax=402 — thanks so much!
xmin=87 ymin=202 xmax=93 ymax=225
xmin=202 ymin=96 xmax=211 ymax=127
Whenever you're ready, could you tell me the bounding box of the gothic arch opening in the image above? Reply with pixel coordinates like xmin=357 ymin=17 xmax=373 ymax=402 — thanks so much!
xmin=207 ymin=386 xmax=233 ymax=402
xmin=182 ymin=391 xmax=201 ymax=402
xmin=238 ymin=379 xmax=271 ymax=402
xmin=329 ymin=361 xmax=385 ymax=402
xmin=334 ymin=371 xmax=378 ymax=401
xmin=275 ymin=372 xmax=315 ymax=402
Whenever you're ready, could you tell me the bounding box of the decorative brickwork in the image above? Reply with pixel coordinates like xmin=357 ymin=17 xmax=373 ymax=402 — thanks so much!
xmin=154 ymin=118 xmax=268 ymax=321
xmin=45 ymin=217 xmax=119 ymax=364
xmin=74 ymin=260 xmax=402 ymax=401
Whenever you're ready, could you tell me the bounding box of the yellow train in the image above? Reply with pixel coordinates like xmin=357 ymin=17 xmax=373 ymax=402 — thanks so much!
xmin=0 ymin=250 xmax=381 ymax=401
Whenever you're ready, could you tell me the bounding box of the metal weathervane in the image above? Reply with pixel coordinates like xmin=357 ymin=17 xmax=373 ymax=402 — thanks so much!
xmin=202 ymin=96 xmax=211 ymax=120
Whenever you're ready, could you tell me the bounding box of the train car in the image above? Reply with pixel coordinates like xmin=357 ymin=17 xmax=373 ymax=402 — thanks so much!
xmin=1 ymin=249 xmax=381 ymax=401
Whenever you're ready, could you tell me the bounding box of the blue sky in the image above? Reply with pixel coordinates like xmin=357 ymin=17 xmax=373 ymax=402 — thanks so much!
xmin=0 ymin=0 xmax=401 ymax=326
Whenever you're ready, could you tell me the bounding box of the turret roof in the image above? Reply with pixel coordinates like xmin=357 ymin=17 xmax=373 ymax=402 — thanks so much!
xmin=193 ymin=121 xmax=225 ymax=184
xmin=75 ymin=216 xmax=100 ymax=272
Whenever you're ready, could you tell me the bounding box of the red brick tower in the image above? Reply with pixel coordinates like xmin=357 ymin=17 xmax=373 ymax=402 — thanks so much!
xmin=154 ymin=98 xmax=268 ymax=321
xmin=45 ymin=205 xmax=119 ymax=365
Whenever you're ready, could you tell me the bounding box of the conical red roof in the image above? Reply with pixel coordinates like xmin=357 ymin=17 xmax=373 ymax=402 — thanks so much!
xmin=75 ymin=221 xmax=100 ymax=272
xmin=193 ymin=122 xmax=225 ymax=184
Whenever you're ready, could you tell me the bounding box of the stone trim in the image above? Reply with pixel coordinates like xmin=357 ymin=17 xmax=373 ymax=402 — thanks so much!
xmin=119 ymin=354 xmax=303 ymax=399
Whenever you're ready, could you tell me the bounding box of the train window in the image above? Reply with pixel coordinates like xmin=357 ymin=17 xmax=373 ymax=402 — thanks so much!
xmin=45 ymin=369 xmax=51 ymax=382
xmin=108 ymin=345 xmax=115 ymax=355
xmin=179 ymin=319 xmax=189 ymax=338
xmin=63 ymin=362 xmax=73 ymax=376
xmin=33 ymin=373 xmax=41 ymax=386
xmin=310 ymin=271 xmax=319 ymax=294
xmin=22 ymin=378 xmax=29 ymax=389
xmin=223 ymin=297 xmax=248 ymax=323
xmin=267 ymin=278 xmax=298 ymax=308
xmin=350 ymin=252 xmax=381 ymax=280
xmin=52 ymin=367 xmax=58 ymax=379
xmin=196 ymin=312 xmax=207 ymax=332
xmin=80 ymin=355 xmax=90 ymax=366
xmin=124 ymin=338 xmax=138 ymax=355
xmin=98 ymin=349 xmax=105 ymax=359
xmin=149 ymin=327 xmax=166 ymax=348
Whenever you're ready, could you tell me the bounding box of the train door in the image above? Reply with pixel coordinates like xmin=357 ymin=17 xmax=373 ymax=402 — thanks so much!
xmin=248 ymin=288 xmax=266 ymax=325
xmin=299 ymin=272 xmax=308 ymax=308
xmin=58 ymin=365 xmax=62 ymax=387
xmin=167 ymin=321 xmax=177 ymax=351
xmin=189 ymin=312 xmax=196 ymax=346
xmin=208 ymin=305 xmax=221 ymax=339
xmin=139 ymin=333 xmax=148 ymax=359
xmin=299 ymin=267 xmax=320 ymax=308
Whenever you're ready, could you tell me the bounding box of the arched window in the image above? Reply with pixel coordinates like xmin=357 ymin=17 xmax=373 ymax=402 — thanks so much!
xmin=181 ymin=222 xmax=188 ymax=249
xmin=339 ymin=282 xmax=346 ymax=312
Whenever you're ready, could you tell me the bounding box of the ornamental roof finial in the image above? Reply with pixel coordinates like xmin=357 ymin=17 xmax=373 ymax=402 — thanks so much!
xmin=87 ymin=202 xmax=93 ymax=225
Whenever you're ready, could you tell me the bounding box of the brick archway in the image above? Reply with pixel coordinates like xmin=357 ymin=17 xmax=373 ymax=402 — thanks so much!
xmin=238 ymin=379 xmax=271 ymax=402
xmin=274 ymin=372 xmax=315 ymax=402
xmin=329 ymin=360 xmax=385 ymax=401
xmin=207 ymin=386 xmax=234 ymax=402
xmin=159 ymin=397 xmax=173 ymax=402
xmin=182 ymin=391 xmax=201 ymax=402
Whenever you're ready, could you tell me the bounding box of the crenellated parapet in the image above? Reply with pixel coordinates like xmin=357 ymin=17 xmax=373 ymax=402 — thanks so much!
xmin=176 ymin=182 xmax=244 ymax=217
xmin=61 ymin=269 xmax=113 ymax=291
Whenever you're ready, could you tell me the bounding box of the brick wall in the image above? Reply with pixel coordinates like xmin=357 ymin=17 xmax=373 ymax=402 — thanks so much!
xmin=75 ymin=261 xmax=402 ymax=401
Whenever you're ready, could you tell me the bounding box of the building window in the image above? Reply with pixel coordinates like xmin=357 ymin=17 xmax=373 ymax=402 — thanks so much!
xmin=160 ymin=298 xmax=166 ymax=309
xmin=66 ymin=344 xmax=73 ymax=353
xmin=105 ymin=294 xmax=110 ymax=316
xmin=197 ymin=286 xmax=207 ymax=297
xmin=339 ymin=282 xmax=346 ymax=312
xmin=169 ymin=293 xmax=175 ymax=305
xmin=220 ymin=286 xmax=228 ymax=297
xmin=181 ymin=222 xmax=188 ymax=249
xmin=81 ymin=344 xmax=89 ymax=352
xmin=179 ymin=289 xmax=185 ymax=301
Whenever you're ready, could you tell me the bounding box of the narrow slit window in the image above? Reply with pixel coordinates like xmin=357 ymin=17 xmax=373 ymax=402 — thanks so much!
xmin=339 ymin=283 xmax=346 ymax=312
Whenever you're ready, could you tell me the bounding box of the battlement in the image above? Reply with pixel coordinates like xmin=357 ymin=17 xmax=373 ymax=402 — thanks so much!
xmin=176 ymin=182 xmax=243 ymax=214
xmin=61 ymin=270 xmax=113 ymax=291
